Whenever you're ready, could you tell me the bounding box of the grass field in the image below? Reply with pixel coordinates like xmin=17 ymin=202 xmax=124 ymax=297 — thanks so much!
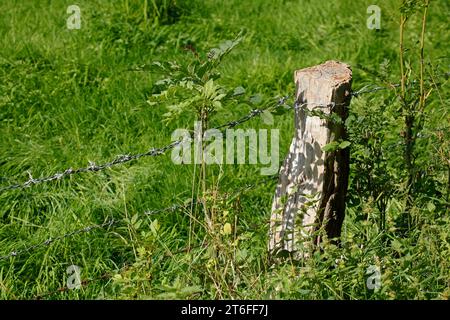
xmin=0 ymin=0 xmax=449 ymax=299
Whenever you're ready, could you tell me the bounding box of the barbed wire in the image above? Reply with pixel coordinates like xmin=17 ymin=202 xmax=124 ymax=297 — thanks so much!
xmin=144 ymin=174 xmax=279 ymax=215
xmin=0 ymin=81 xmax=417 ymax=264
xmin=0 ymin=141 xmax=182 ymax=194
xmin=144 ymin=203 xmax=189 ymax=216
xmin=0 ymin=219 xmax=116 ymax=261
xmin=0 ymin=174 xmax=278 ymax=263
xmin=30 ymin=176 xmax=279 ymax=299
xmin=0 ymin=79 xmax=436 ymax=262
xmin=351 ymin=84 xmax=397 ymax=97
xmin=215 ymin=96 xmax=290 ymax=129
xmin=1 ymin=69 xmax=446 ymax=297
xmin=0 ymin=97 xmax=290 ymax=194
xmin=0 ymin=85 xmax=399 ymax=195
xmin=32 ymin=177 xmax=279 ymax=299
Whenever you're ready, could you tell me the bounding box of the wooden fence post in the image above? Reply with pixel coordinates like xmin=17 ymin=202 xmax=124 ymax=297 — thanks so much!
xmin=269 ymin=60 xmax=352 ymax=259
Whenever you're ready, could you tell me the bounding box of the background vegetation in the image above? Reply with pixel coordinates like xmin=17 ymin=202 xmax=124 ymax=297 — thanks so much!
xmin=0 ymin=0 xmax=448 ymax=299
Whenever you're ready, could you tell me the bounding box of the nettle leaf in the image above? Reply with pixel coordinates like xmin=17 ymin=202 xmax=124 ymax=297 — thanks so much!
xmin=178 ymin=79 xmax=194 ymax=90
xmin=152 ymin=61 xmax=166 ymax=71
xmin=271 ymin=105 xmax=289 ymax=116
xmin=236 ymin=248 xmax=248 ymax=263
xmin=209 ymin=71 xmax=222 ymax=81
xmin=146 ymin=100 xmax=158 ymax=106
xmin=213 ymin=100 xmax=222 ymax=109
xmin=330 ymin=113 xmax=343 ymax=124
xmin=155 ymin=78 xmax=172 ymax=86
xmin=345 ymin=114 xmax=356 ymax=127
xmin=197 ymin=62 xmax=211 ymax=79
xmin=426 ymin=202 xmax=436 ymax=212
xmin=213 ymin=93 xmax=227 ymax=101
xmin=179 ymin=285 xmax=203 ymax=296
xmin=206 ymin=34 xmax=244 ymax=67
xmin=187 ymin=64 xmax=196 ymax=75
xmin=168 ymin=61 xmax=180 ymax=70
xmin=150 ymin=89 xmax=169 ymax=100
xmin=203 ymin=79 xmax=215 ymax=98
xmin=150 ymin=219 xmax=160 ymax=236
xmin=339 ymin=140 xmax=351 ymax=149
xmin=163 ymin=100 xmax=192 ymax=120
xmin=322 ymin=141 xmax=340 ymax=152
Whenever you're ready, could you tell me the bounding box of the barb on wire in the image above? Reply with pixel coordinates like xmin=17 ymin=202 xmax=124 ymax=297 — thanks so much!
xmin=0 ymin=219 xmax=116 ymax=261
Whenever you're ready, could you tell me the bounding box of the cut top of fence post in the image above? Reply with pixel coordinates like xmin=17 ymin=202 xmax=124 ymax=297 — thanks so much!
xmin=294 ymin=60 xmax=352 ymax=112
xmin=269 ymin=60 xmax=352 ymax=259
xmin=295 ymin=60 xmax=352 ymax=83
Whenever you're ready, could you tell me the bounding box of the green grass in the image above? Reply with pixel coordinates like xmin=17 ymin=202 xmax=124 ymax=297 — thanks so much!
xmin=0 ymin=0 xmax=449 ymax=299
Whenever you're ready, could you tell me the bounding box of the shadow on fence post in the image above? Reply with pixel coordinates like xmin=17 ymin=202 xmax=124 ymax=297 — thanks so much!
xmin=269 ymin=60 xmax=352 ymax=260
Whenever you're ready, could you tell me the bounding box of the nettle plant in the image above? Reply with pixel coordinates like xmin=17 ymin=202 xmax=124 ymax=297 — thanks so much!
xmin=148 ymin=34 xmax=289 ymax=131
xmin=149 ymin=34 xmax=244 ymax=130
xmin=148 ymin=34 xmax=275 ymax=234
xmin=148 ymin=38 xmax=291 ymax=168
xmin=147 ymin=36 xmax=290 ymax=295
xmin=350 ymin=0 xmax=448 ymax=232
xmin=395 ymin=0 xmax=446 ymax=229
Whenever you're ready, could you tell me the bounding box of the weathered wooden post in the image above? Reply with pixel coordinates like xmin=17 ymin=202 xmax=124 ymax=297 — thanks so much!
xmin=269 ymin=60 xmax=352 ymax=259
